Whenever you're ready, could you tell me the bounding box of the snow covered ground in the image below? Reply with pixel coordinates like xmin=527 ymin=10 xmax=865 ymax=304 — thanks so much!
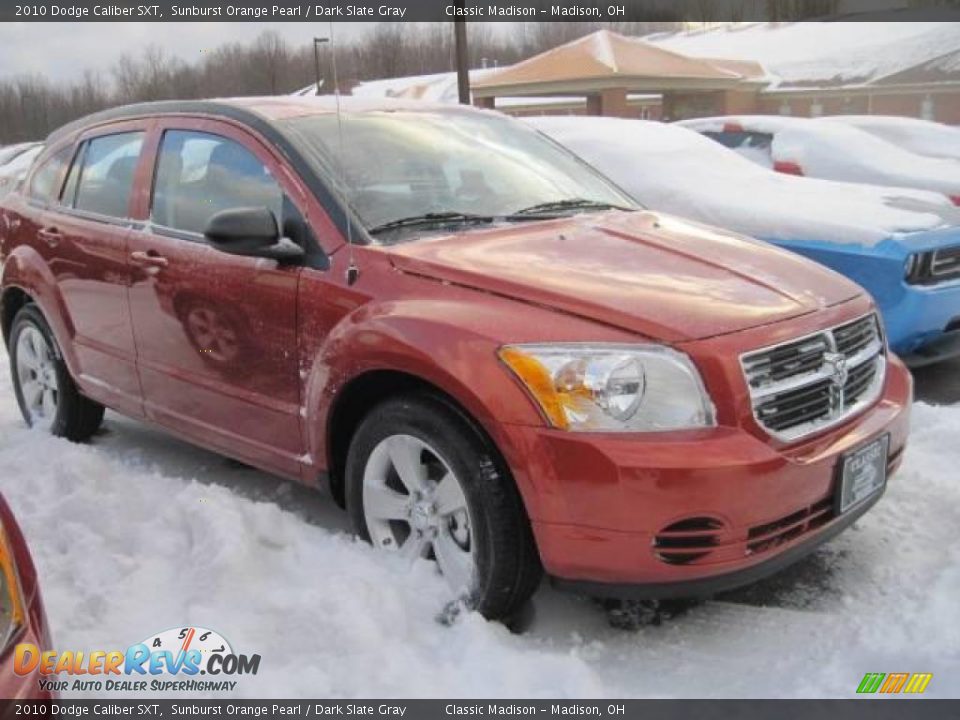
xmin=0 ymin=343 xmax=958 ymax=698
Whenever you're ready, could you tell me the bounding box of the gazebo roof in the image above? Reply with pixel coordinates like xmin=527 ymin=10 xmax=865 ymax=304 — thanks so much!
xmin=472 ymin=30 xmax=765 ymax=97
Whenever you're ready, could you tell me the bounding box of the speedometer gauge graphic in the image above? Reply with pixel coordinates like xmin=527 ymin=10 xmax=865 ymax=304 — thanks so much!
xmin=139 ymin=626 xmax=233 ymax=659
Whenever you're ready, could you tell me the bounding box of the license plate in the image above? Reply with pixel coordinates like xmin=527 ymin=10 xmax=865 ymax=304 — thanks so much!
xmin=837 ymin=435 xmax=890 ymax=514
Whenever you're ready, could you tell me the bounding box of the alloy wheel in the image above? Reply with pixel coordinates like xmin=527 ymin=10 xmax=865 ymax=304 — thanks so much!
xmin=362 ymin=434 xmax=477 ymax=597
xmin=15 ymin=325 xmax=59 ymax=431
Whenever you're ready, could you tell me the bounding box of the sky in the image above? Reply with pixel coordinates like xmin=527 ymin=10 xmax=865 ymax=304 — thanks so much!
xmin=0 ymin=22 xmax=376 ymax=83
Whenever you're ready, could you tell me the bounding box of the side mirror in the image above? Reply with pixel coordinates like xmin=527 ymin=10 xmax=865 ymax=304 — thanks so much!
xmin=204 ymin=207 xmax=304 ymax=262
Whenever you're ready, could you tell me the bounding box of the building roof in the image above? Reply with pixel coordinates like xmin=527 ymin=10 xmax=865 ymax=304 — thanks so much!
xmin=650 ymin=20 xmax=960 ymax=91
xmin=296 ymin=69 xmax=496 ymax=103
xmin=472 ymin=30 xmax=761 ymax=97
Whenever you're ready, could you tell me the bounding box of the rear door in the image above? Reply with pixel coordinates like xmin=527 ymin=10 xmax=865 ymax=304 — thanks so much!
xmin=127 ymin=119 xmax=304 ymax=477
xmin=33 ymin=123 xmax=148 ymax=417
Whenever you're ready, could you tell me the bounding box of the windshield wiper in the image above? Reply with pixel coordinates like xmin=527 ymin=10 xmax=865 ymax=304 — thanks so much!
xmin=509 ymin=198 xmax=628 ymax=217
xmin=368 ymin=212 xmax=495 ymax=235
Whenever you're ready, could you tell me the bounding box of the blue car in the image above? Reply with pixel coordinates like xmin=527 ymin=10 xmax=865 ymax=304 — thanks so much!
xmin=529 ymin=116 xmax=960 ymax=365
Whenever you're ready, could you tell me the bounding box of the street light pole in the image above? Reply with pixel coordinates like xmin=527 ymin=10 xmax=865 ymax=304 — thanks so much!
xmin=313 ymin=37 xmax=329 ymax=95
xmin=453 ymin=7 xmax=469 ymax=105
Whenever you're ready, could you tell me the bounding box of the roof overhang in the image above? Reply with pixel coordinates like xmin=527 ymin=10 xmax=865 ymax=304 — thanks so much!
xmin=473 ymin=75 xmax=761 ymax=98
xmin=762 ymin=80 xmax=960 ymax=97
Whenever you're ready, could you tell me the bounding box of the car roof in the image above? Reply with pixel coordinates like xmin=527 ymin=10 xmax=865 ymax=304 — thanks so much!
xmin=46 ymin=96 xmax=481 ymax=144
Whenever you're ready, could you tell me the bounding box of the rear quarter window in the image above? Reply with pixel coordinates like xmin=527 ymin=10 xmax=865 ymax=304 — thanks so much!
xmin=28 ymin=147 xmax=70 ymax=203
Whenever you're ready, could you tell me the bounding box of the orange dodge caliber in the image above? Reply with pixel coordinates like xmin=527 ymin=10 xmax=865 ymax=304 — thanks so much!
xmin=0 ymin=98 xmax=911 ymax=620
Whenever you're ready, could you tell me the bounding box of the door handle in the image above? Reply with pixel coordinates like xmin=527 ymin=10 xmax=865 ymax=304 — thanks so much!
xmin=38 ymin=227 xmax=62 ymax=248
xmin=130 ymin=250 xmax=169 ymax=269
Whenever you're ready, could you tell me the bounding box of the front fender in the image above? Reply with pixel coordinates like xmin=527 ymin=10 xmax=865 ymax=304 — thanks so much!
xmin=301 ymin=297 xmax=558 ymax=509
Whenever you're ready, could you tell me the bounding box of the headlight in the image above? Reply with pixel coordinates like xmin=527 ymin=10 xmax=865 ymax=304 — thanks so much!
xmin=904 ymin=253 xmax=918 ymax=280
xmin=0 ymin=526 xmax=25 ymax=650
xmin=499 ymin=344 xmax=716 ymax=432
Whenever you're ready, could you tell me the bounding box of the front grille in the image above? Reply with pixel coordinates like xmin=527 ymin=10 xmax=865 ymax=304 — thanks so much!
xmin=907 ymin=246 xmax=960 ymax=285
xmin=931 ymin=246 xmax=960 ymax=281
xmin=747 ymin=497 xmax=833 ymax=555
xmin=741 ymin=314 xmax=886 ymax=441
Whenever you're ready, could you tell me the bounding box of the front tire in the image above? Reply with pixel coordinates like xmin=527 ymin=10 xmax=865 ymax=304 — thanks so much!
xmin=345 ymin=394 xmax=542 ymax=621
xmin=9 ymin=304 xmax=104 ymax=442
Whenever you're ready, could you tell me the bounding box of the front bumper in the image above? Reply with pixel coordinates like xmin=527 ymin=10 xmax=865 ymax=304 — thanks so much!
xmin=509 ymin=355 xmax=912 ymax=596
xmin=886 ymin=279 xmax=960 ymax=365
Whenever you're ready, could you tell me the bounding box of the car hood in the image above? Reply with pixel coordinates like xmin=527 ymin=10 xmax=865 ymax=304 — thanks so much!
xmin=895 ymin=224 xmax=960 ymax=253
xmin=385 ymin=211 xmax=861 ymax=343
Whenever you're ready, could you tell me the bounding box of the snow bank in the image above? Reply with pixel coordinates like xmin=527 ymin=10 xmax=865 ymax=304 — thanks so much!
xmin=824 ymin=116 xmax=960 ymax=163
xmin=530 ymin=116 xmax=957 ymax=246
xmin=0 ymin=343 xmax=958 ymax=697
xmin=679 ymin=116 xmax=960 ymax=198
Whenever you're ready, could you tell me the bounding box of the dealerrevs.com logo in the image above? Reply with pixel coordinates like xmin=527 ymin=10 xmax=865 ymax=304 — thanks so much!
xmin=14 ymin=626 xmax=260 ymax=694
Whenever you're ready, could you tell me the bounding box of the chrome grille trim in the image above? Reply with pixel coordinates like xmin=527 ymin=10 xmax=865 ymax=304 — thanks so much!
xmin=741 ymin=314 xmax=886 ymax=442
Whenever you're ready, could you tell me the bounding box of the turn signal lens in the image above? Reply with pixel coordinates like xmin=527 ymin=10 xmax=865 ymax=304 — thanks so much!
xmin=0 ymin=526 xmax=25 ymax=651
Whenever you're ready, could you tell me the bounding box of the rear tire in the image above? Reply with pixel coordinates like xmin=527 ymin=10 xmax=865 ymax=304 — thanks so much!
xmin=9 ymin=304 xmax=104 ymax=442
xmin=345 ymin=393 xmax=542 ymax=621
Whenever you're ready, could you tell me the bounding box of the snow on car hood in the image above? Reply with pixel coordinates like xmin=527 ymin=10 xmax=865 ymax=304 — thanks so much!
xmin=385 ymin=210 xmax=861 ymax=343
xmin=679 ymin=115 xmax=960 ymax=198
xmin=531 ymin=116 xmax=960 ymax=247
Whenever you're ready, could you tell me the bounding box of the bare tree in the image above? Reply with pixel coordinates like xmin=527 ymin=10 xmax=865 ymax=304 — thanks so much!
xmin=0 ymin=21 xmax=689 ymax=144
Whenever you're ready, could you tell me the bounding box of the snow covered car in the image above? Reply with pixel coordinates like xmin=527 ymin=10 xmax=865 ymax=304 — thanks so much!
xmin=531 ymin=116 xmax=960 ymax=365
xmin=678 ymin=115 xmax=960 ymax=206
xmin=0 ymin=98 xmax=910 ymax=621
xmin=0 ymin=492 xmax=55 ymax=699
xmin=825 ymin=116 xmax=960 ymax=162
xmin=0 ymin=144 xmax=43 ymax=200
xmin=0 ymin=143 xmax=43 ymax=168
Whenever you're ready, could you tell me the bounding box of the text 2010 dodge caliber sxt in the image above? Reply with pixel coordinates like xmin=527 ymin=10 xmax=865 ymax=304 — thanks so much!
xmin=0 ymin=97 xmax=911 ymax=620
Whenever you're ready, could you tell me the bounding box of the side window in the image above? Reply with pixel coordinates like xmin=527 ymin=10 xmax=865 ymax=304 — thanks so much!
xmin=28 ymin=147 xmax=70 ymax=203
xmin=71 ymin=132 xmax=144 ymax=218
xmin=704 ymin=130 xmax=772 ymax=151
xmin=151 ymin=130 xmax=283 ymax=236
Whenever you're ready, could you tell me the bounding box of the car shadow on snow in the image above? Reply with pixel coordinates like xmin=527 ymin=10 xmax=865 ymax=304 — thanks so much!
xmin=89 ymin=410 xmax=854 ymax=632
xmin=912 ymin=357 xmax=960 ymax=406
xmin=89 ymin=411 xmax=350 ymax=534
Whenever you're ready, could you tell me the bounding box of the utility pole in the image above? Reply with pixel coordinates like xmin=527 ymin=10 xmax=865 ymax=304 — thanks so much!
xmin=313 ymin=37 xmax=329 ymax=95
xmin=453 ymin=5 xmax=470 ymax=105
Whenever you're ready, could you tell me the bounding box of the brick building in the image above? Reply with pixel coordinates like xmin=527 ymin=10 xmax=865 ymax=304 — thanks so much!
xmin=300 ymin=20 xmax=960 ymax=125
xmin=470 ymin=22 xmax=960 ymax=124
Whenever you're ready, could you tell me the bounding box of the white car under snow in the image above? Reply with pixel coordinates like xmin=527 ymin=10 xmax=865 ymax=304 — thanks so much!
xmin=677 ymin=115 xmax=960 ymax=205
xmin=823 ymin=115 xmax=960 ymax=163
xmin=0 ymin=143 xmax=43 ymax=199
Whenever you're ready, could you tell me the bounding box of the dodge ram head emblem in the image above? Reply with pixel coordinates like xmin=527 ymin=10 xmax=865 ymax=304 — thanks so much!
xmin=824 ymin=351 xmax=849 ymax=388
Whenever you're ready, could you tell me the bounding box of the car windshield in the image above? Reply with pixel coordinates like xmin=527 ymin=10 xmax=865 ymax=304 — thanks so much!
xmin=280 ymin=110 xmax=638 ymax=242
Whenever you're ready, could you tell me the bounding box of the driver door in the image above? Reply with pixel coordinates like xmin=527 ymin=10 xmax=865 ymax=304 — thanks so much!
xmin=127 ymin=121 xmax=303 ymax=477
